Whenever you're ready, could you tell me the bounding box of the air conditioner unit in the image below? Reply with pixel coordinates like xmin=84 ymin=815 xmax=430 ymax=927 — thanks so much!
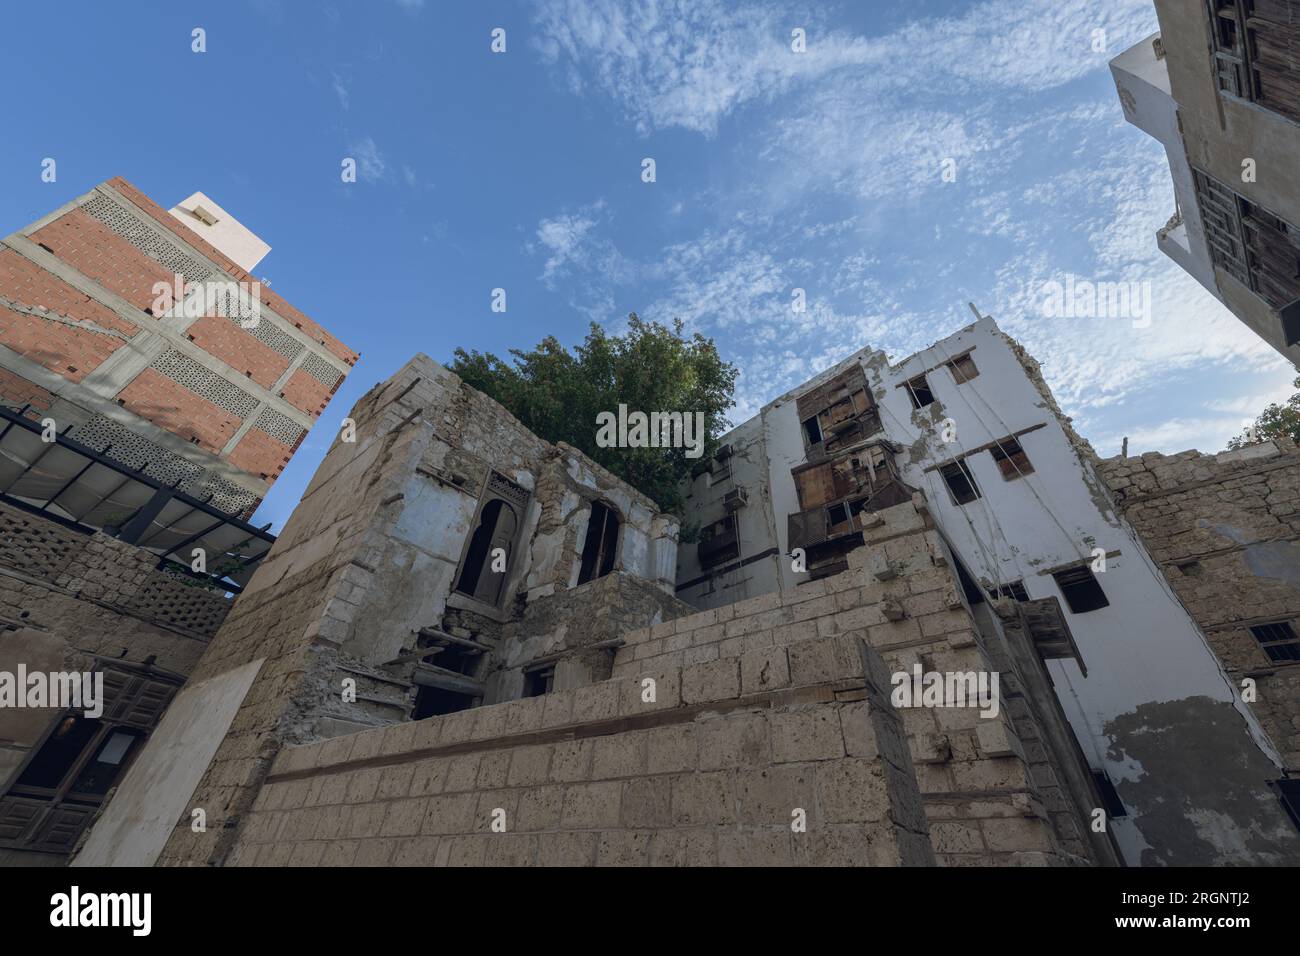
xmin=723 ymin=487 xmax=748 ymax=511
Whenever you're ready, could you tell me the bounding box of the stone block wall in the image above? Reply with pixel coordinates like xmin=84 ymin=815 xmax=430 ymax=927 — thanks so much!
xmin=0 ymin=499 xmax=229 ymax=642
xmin=491 ymin=571 xmax=694 ymax=700
xmin=1098 ymin=442 xmax=1300 ymax=769
xmin=225 ymin=496 xmax=1091 ymax=867
xmin=615 ymin=497 xmax=1088 ymax=865
xmin=230 ymin=662 xmax=931 ymax=867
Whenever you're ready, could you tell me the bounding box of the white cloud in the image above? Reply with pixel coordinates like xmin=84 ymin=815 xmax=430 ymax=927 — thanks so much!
xmin=533 ymin=0 xmax=966 ymax=136
xmin=527 ymin=0 xmax=1281 ymax=458
xmin=1204 ymin=383 xmax=1297 ymax=416
xmin=1089 ymin=417 xmax=1248 ymax=457
xmin=534 ymin=210 xmax=600 ymax=282
xmin=528 ymin=202 xmax=638 ymax=322
xmin=348 ymin=136 xmax=388 ymax=182
xmin=331 ymin=71 xmax=350 ymax=110
xmin=532 ymin=0 xmax=1156 ymax=136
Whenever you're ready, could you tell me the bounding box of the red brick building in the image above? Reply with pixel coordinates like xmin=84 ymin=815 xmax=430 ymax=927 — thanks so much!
xmin=0 ymin=178 xmax=358 ymax=518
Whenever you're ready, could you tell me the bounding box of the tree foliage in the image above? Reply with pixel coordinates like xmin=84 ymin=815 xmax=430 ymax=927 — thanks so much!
xmin=1227 ymin=376 xmax=1300 ymax=450
xmin=450 ymin=315 xmax=737 ymax=513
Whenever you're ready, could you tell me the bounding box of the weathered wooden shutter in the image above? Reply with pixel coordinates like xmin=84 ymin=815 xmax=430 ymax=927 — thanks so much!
xmin=787 ymin=508 xmax=827 ymax=552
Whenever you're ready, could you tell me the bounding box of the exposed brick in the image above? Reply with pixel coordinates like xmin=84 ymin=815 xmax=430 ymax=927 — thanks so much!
xmin=228 ymin=426 xmax=294 ymax=482
xmin=114 ymin=367 xmax=240 ymax=453
xmin=32 ymin=209 xmax=174 ymax=314
xmin=186 ymin=314 xmax=290 ymax=389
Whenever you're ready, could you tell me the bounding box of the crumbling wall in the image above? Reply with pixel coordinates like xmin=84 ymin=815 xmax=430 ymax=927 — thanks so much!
xmin=149 ymin=361 xmax=439 ymax=866
xmin=228 ymin=497 xmax=1087 ymax=867
xmin=332 ymin=360 xmax=679 ymax=665
xmin=980 ymin=599 xmax=1121 ymax=865
xmin=490 ymin=572 xmax=694 ymax=700
xmin=144 ymin=355 xmax=687 ymax=865
xmin=1098 ymin=441 xmax=1300 ymax=770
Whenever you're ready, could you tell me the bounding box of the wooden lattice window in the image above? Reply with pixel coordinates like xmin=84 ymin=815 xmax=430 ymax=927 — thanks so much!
xmin=795 ymin=367 xmax=882 ymax=460
xmin=454 ymin=472 xmax=529 ymax=607
xmin=945 ymin=353 xmax=979 ymax=383
xmin=1250 ymin=620 xmax=1300 ymax=662
xmin=697 ymin=513 xmax=739 ymax=571
xmin=0 ymin=667 xmax=178 ymax=856
xmin=1207 ymin=0 xmax=1300 ymax=124
xmin=1194 ymin=169 xmax=1300 ymax=318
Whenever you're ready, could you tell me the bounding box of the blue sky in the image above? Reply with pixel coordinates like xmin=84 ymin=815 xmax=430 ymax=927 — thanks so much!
xmin=1 ymin=0 xmax=1293 ymax=530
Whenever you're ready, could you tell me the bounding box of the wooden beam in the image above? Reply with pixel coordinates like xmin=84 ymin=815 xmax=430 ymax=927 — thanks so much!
xmin=412 ymin=663 xmax=484 ymax=697
xmin=382 ymin=629 xmax=493 ymax=667
xmin=417 ymin=627 xmax=493 ymax=654
xmin=522 ymin=638 xmax=625 ymax=669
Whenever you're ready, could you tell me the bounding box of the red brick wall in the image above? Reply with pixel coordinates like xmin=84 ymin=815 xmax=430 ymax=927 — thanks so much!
xmin=0 ymin=305 xmax=123 ymax=381
xmin=108 ymin=177 xmax=360 ymax=366
xmin=115 ymin=368 xmax=239 ymax=453
xmin=0 ymin=178 xmax=359 ymax=500
xmin=0 ymin=248 xmax=138 ymax=336
xmin=186 ymin=315 xmax=291 ymax=389
xmin=228 ymin=428 xmax=293 ymax=481
xmin=257 ymin=289 xmax=358 ymax=365
xmin=279 ymin=367 xmax=332 ymax=417
xmin=31 ymin=210 xmax=174 ymax=314
xmin=0 ymin=368 xmax=54 ymax=413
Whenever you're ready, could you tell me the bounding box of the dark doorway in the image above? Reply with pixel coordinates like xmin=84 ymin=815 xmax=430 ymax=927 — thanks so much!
xmin=455 ymin=498 xmax=518 ymax=606
xmin=412 ymin=685 xmax=476 ymax=719
xmin=578 ymin=501 xmax=620 ymax=584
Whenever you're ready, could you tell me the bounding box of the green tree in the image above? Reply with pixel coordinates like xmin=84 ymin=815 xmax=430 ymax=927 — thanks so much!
xmin=1227 ymin=376 xmax=1300 ymax=449
xmin=451 ymin=314 xmax=737 ymax=514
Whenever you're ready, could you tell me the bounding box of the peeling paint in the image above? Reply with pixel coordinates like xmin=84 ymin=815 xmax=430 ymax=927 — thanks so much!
xmin=1106 ymin=697 xmax=1300 ymax=865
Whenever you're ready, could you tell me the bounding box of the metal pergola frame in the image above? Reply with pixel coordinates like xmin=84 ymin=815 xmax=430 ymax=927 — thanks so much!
xmin=0 ymin=405 xmax=276 ymax=592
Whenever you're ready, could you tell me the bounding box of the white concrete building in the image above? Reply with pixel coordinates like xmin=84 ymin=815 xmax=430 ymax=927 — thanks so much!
xmin=1110 ymin=34 xmax=1220 ymax=300
xmin=1112 ymin=2 xmax=1300 ymax=364
xmin=677 ymin=313 xmax=1299 ymax=865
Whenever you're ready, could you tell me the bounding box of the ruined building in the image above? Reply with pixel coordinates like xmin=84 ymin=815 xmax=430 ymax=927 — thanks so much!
xmin=0 ymin=180 xmax=355 ymax=862
xmin=1112 ymin=2 xmax=1300 ymax=361
xmin=18 ymin=316 xmax=1297 ymax=867
xmin=72 ymin=357 xmax=690 ymax=865
xmin=49 ymin=348 xmax=1126 ymax=868
xmin=675 ymin=313 xmax=1300 ymax=866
